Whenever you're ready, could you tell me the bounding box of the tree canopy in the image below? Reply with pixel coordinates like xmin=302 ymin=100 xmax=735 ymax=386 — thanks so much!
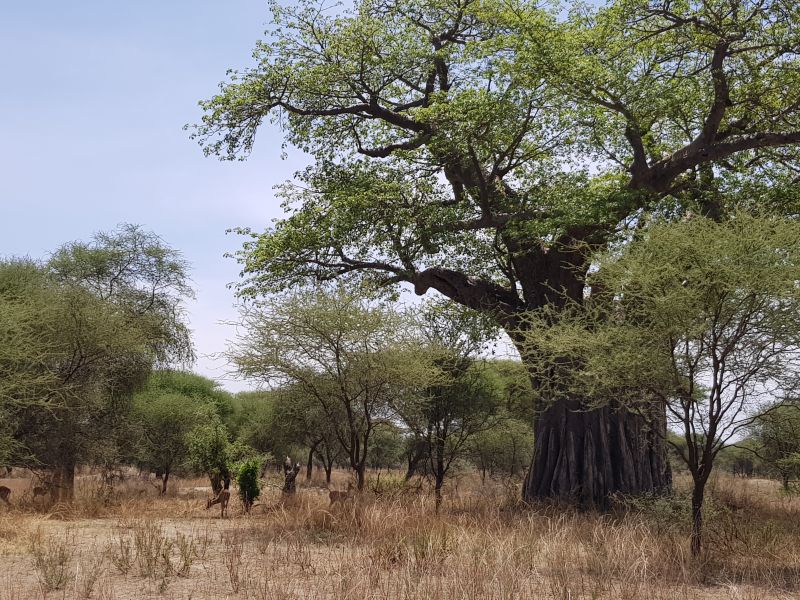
xmin=195 ymin=0 xmax=800 ymax=506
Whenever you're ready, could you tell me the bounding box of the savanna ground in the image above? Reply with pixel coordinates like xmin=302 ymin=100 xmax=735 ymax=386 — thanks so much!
xmin=0 ymin=470 xmax=799 ymax=599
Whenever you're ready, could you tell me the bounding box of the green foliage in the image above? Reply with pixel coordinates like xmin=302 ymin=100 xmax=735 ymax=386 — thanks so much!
xmin=195 ymin=0 xmax=800 ymax=310
xmin=229 ymin=287 xmax=437 ymax=486
xmin=236 ymin=458 xmax=262 ymax=510
xmin=367 ymin=425 xmax=406 ymax=471
xmin=0 ymin=225 xmax=194 ymax=499
xmin=468 ymin=415 xmax=534 ymax=479
xmin=521 ymin=213 xmax=800 ymax=424
xmin=186 ymin=415 xmax=233 ymax=489
xmin=751 ymin=404 xmax=800 ymax=487
xmin=229 ymin=390 xmax=278 ymax=454
xmin=144 ymin=371 xmax=234 ymax=424
xmin=483 ymin=360 xmax=535 ymax=423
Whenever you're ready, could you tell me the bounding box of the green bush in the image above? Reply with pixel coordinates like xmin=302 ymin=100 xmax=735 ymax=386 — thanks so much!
xmin=236 ymin=458 xmax=261 ymax=512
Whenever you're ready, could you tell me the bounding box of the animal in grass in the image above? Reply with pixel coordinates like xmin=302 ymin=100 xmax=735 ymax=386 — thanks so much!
xmin=32 ymin=480 xmax=53 ymax=500
xmin=206 ymin=488 xmax=231 ymax=518
xmin=328 ymin=481 xmax=355 ymax=505
xmin=0 ymin=486 xmax=10 ymax=506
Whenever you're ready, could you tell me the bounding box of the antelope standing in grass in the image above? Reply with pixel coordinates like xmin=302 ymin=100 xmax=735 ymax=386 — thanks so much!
xmin=206 ymin=488 xmax=230 ymax=518
xmin=32 ymin=481 xmax=53 ymax=500
xmin=0 ymin=486 xmax=10 ymax=506
xmin=329 ymin=481 xmax=354 ymax=505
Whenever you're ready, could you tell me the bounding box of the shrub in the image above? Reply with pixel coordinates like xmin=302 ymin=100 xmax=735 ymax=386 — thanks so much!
xmin=237 ymin=457 xmax=262 ymax=512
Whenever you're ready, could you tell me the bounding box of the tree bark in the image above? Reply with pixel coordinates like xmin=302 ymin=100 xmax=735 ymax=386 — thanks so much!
xmin=161 ymin=469 xmax=170 ymax=496
xmin=522 ymin=397 xmax=671 ymax=508
xmin=60 ymin=458 xmax=75 ymax=503
xmin=355 ymin=464 xmax=366 ymax=491
xmin=691 ymin=483 xmax=704 ymax=556
xmin=306 ymin=445 xmax=315 ymax=481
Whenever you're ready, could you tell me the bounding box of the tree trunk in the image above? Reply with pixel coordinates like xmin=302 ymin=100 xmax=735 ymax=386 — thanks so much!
xmin=523 ymin=397 xmax=671 ymax=508
xmin=306 ymin=446 xmax=315 ymax=481
xmin=355 ymin=464 xmax=365 ymax=491
xmin=60 ymin=458 xmax=75 ymax=503
xmin=691 ymin=483 xmax=704 ymax=556
xmin=434 ymin=475 xmax=444 ymax=513
xmin=324 ymin=464 xmax=332 ymax=484
xmin=434 ymin=435 xmax=446 ymax=513
xmin=161 ymin=469 xmax=170 ymax=496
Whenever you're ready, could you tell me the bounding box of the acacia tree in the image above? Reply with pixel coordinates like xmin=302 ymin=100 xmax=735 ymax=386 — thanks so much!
xmin=751 ymin=405 xmax=800 ymax=491
xmin=394 ymin=302 xmax=502 ymax=509
xmin=195 ymin=0 xmax=800 ymax=506
xmin=132 ymin=372 xmax=227 ymax=495
xmin=2 ymin=226 xmax=193 ymax=501
xmin=229 ymin=288 xmax=434 ymax=490
xmin=270 ymin=384 xmax=343 ymax=482
xmin=522 ymin=214 xmax=800 ymax=555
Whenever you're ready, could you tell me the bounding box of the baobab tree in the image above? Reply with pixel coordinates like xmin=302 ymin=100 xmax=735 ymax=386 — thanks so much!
xmin=195 ymin=0 xmax=800 ymax=506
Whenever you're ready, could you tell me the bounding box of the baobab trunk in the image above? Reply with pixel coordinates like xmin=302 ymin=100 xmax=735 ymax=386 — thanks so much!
xmin=523 ymin=397 xmax=671 ymax=508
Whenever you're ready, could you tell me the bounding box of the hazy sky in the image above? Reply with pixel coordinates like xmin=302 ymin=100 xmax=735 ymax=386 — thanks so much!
xmin=1 ymin=2 xmax=311 ymax=390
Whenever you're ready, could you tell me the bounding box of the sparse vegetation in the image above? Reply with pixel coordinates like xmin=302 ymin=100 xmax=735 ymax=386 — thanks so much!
xmin=0 ymin=470 xmax=797 ymax=599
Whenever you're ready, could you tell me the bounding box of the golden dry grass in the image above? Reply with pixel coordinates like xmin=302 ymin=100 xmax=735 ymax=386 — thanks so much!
xmin=0 ymin=470 xmax=798 ymax=599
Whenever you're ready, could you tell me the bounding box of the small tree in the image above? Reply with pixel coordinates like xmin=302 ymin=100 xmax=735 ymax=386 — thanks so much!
xmin=522 ymin=214 xmax=800 ymax=555
xmin=236 ymin=458 xmax=262 ymax=512
xmin=394 ymin=302 xmax=502 ymax=510
xmin=230 ymin=288 xmax=434 ymax=490
xmin=187 ymin=415 xmax=233 ymax=494
xmin=133 ymin=371 xmax=233 ymax=494
xmin=133 ymin=391 xmax=203 ymax=495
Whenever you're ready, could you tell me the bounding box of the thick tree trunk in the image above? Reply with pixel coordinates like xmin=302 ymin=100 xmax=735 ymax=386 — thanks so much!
xmin=523 ymin=397 xmax=671 ymax=508
xmin=161 ymin=470 xmax=170 ymax=496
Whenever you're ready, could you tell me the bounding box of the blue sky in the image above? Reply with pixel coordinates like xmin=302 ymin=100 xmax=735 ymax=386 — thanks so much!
xmin=1 ymin=2 xmax=312 ymax=390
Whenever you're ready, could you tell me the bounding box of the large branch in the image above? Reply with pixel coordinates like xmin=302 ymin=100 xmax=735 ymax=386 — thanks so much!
xmin=410 ymin=267 xmax=522 ymax=322
xmin=633 ymin=132 xmax=800 ymax=192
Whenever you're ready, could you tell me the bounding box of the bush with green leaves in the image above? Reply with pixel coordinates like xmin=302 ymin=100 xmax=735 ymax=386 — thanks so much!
xmin=186 ymin=415 xmax=233 ymax=493
xmin=236 ymin=458 xmax=262 ymax=512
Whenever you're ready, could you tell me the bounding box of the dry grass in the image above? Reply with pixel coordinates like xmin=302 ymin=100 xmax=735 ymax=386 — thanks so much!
xmin=0 ymin=470 xmax=798 ymax=599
